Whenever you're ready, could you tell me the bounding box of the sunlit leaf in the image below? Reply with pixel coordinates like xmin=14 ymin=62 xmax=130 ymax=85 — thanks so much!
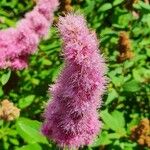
xmin=16 ymin=118 xmax=48 ymax=144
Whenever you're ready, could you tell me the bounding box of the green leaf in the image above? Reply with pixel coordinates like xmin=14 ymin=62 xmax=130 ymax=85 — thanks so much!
xmin=89 ymin=131 xmax=112 ymax=147
xmin=31 ymin=78 xmax=40 ymax=85
xmin=146 ymin=48 xmax=150 ymax=57
xmin=111 ymin=75 xmax=124 ymax=87
xmin=139 ymin=37 xmax=150 ymax=46
xmin=112 ymin=111 xmax=125 ymax=128
xmin=85 ymin=0 xmax=95 ymax=14
xmin=9 ymin=138 xmax=19 ymax=146
xmin=99 ymin=3 xmax=112 ymax=12
xmin=105 ymin=88 xmax=118 ymax=105
xmin=19 ymin=95 xmax=35 ymax=109
xmin=51 ymin=65 xmax=63 ymax=82
xmin=42 ymin=59 xmax=52 ymax=66
xmin=0 ymin=86 xmax=4 ymax=96
xmin=100 ymin=111 xmax=116 ymax=131
xmin=1 ymin=70 xmax=11 ymax=85
xmin=118 ymin=13 xmax=132 ymax=28
xmin=108 ymin=133 xmax=122 ymax=139
xmin=16 ymin=118 xmax=48 ymax=144
xmin=98 ymin=132 xmax=112 ymax=145
xmin=100 ymin=110 xmax=126 ymax=135
xmin=16 ymin=143 xmax=42 ymax=150
xmin=123 ymin=80 xmax=141 ymax=92
xmin=124 ymin=61 xmax=134 ymax=69
xmin=133 ymin=69 xmax=143 ymax=82
xmin=113 ymin=0 xmax=124 ymax=6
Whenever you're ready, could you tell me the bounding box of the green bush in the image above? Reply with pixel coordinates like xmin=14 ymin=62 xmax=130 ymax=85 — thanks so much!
xmin=0 ymin=0 xmax=149 ymax=149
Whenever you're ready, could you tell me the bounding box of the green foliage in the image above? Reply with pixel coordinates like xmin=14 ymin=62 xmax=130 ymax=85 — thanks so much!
xmin=0 ymin=0 xmax=149 ymax=150
xmin=16 ymin=118 xmax=48 ymax=144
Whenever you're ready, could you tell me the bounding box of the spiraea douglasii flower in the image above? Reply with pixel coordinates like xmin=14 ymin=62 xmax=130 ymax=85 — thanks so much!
xmin=42 ymin=13 xmax=107 ymax=149
xmin=0 ymin=0 xmax=59 ymax=70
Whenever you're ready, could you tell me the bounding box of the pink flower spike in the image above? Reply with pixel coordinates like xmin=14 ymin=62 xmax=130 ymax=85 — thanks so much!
xmin=42 ymin=13 xmax=107 ymax=149
xmin=0 ymin=0 xmax=59 ymax=70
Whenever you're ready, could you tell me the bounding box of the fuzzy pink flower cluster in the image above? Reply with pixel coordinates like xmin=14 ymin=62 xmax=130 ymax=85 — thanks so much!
xmin=0 ymin=0 xmax=59 ymax=70
xmin=42 ymin=14 xmax=107 ymax=149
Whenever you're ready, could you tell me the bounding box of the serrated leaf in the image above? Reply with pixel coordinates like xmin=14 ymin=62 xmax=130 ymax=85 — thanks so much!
xmin=16 ymin=118 xmax=48 ymax=144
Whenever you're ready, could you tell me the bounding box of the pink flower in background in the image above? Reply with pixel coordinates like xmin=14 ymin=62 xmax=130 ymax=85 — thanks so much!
xmin=10 ymin=54 xmax=29 ymax=70
xmin=42 ymin=13 xmax=107 ymax=149
xmin=0 ymin=0 xmax=59 ymax=70
xmin=25 ymin=10 xmax=50 ymax=37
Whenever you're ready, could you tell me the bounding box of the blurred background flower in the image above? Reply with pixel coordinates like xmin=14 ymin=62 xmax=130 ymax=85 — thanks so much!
xmin=0 ymin=99 xmax=20 ymax=121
